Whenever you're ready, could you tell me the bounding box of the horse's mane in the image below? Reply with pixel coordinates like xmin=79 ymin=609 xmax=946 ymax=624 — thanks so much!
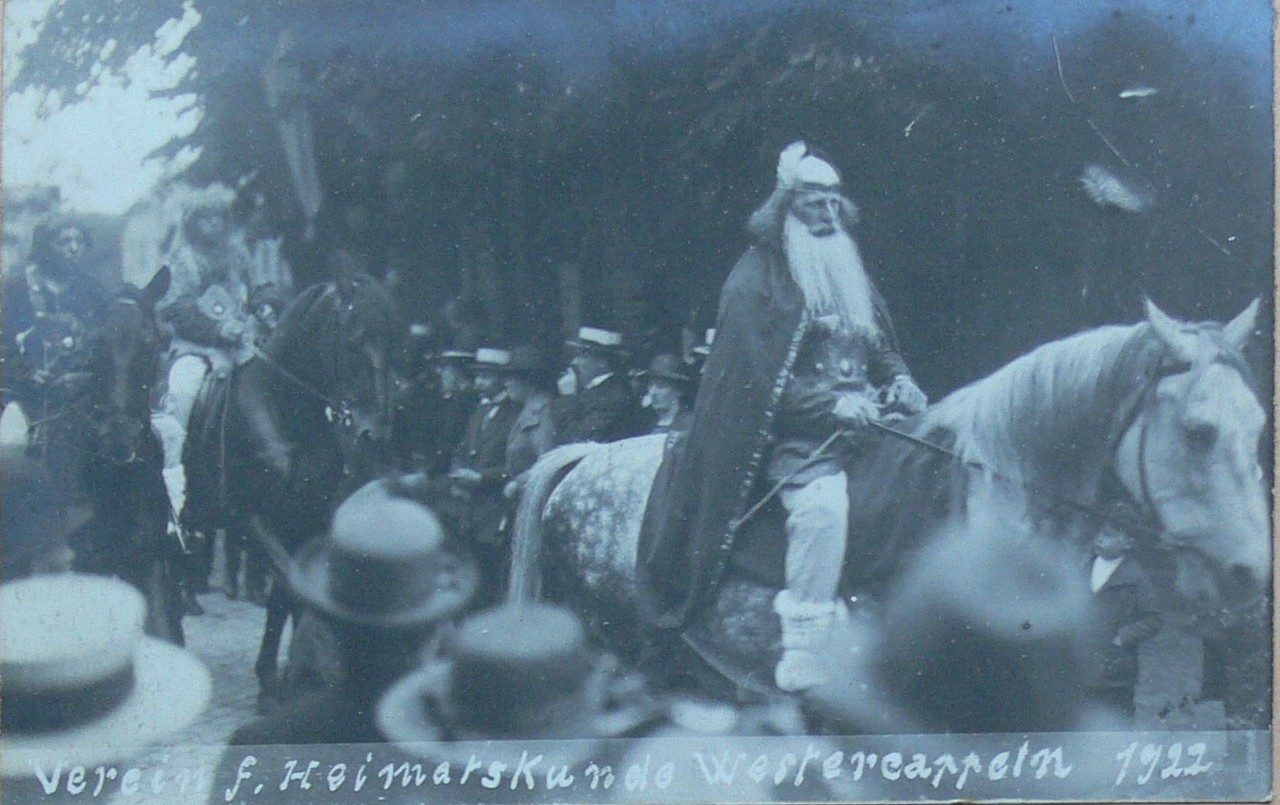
xmin=268 ymin=275 xmax=401 ymax=387
xmin=920 ymin=322 xmax=1168 ymax=501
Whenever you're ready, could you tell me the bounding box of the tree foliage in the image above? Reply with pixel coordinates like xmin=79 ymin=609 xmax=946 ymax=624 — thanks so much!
xmin=11 ymin=1 xmax=1272 ymax=399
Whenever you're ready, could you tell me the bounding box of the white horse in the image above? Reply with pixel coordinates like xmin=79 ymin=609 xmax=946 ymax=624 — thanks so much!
xmin=510 ymin=301 xmax=1269 ymax=696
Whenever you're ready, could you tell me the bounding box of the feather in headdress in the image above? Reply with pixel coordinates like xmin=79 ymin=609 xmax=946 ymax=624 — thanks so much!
xmin=776 ymin=141 xmax=808 ymax=189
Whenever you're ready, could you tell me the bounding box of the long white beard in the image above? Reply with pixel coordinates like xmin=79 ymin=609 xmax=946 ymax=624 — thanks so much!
xmin=783 ymin=214 xmax=879 ymax=338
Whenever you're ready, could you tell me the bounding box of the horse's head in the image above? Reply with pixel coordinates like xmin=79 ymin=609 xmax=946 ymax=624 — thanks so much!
xmin=89 ymin=269 xmax=169 ymax=465
xmin=1115 ymin=299 xmax=1269 ymax=611
xmin=319 ymin=272 xmax=405 ymax=475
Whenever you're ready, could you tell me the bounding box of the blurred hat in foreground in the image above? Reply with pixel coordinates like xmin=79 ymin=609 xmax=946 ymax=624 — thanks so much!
xmin=806 ymin=523 xmax=1117 ymax=734
xmin=0 ymin=574 xmax=211 ymax=777
xmin=378 ymin=603 xmax=655 ymax=767
xmin=288 ymin=478 xmax=477 ymax=628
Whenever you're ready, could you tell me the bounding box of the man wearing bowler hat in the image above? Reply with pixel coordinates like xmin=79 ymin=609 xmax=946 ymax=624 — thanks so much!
xmin=213 ymin=475 xmax=479 ymax=753
xmin=501 ymin=345 xmax=560 ymax=487
xmin=553 ymin=326 xmax=647 ymax=445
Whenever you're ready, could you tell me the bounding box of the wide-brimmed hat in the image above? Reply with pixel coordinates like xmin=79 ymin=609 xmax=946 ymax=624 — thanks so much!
xmin=471 ymin=347 xmax=511 ymax=369
xmin=501 ymin=346 xmax=557 ymax=379
xmin=566 ymin=326 xmax=625 ymax=356
xmin=641 ymin=353 xmax=694 ymax=385
xmin=377 ymin=604 xmax=655 ymax=768
xmin=0 ymin=574 xmax=211 ymax=777
xmin=287 ymin=478 xmax=476 ymax=628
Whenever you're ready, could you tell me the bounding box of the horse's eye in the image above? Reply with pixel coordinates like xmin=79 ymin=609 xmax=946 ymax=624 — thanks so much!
xmin=1183 ymin=421 xmax=1218 ymax=451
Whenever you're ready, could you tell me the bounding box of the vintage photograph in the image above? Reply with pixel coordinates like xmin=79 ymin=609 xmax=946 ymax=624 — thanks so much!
xmin=1 ymin=0 xmax=1272 ymax=803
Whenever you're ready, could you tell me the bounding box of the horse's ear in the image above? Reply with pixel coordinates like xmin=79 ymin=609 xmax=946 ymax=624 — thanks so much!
xmin=1222 ymin=298 xmax=1260 ymax=351
xmin=1144 ymin=298 xmax=1196 ymax=362
xmin=140 ymin=265 xmax=171 ymax=310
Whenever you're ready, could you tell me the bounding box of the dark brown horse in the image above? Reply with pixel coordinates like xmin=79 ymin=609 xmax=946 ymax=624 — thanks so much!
xmin=55 ymin=269 xmax=186 ymax=644
xmin=184 ymin=270 xmax=404 ymax=702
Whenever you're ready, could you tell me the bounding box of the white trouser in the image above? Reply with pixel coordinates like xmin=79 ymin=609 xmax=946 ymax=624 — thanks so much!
xmin=779 ymin=470 xmax=850 ymax=603
xmin=772 ymin=470 xmax=849 ymax=691
xmin=151 ymin=355 xmax=209 ymax=518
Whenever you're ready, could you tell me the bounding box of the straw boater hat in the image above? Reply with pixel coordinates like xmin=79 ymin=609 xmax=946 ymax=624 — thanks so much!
xmin=471 ymin=347 xmax=512 ymax=370
xmin=427 ymin=348 xmax=476 ymax=364
xmin=0 ymin=574 xmax=211 ymax=777
xmin=287 ymin=478 xmax=477 ymax=628
xmin=566 ymin=326 xmax=625 ymax=356
xmin=377 ymin=604 xmax=656 ymax=768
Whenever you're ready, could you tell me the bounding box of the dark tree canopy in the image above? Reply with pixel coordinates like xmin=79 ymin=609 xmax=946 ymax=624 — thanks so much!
xmin=11 ymin=0 xmax=1272 ymax=397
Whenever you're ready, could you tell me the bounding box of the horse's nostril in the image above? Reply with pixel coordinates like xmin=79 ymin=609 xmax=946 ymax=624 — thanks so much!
xmin=1228 ymin=563 xmax=1256 ymax=591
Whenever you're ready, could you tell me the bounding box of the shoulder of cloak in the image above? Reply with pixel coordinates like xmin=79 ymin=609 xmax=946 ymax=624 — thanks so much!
xmin=866 ymin=274 xmax=903 ymax=353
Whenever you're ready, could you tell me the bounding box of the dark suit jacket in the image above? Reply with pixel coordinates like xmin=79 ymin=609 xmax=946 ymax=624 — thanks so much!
xmin=552 ymin=373 xmax=646 ymax=445
xmin=451 ymin=395 xmax=520 ymax=488
xmin=210 ymin=689 xmax=385 ymax=805
xmin=1086 ymin=556 xmax=1162 ymax=690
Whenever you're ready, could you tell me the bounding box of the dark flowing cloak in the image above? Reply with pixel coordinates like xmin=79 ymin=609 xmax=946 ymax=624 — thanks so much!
xmin=635 ymin=243 xmax=900 ymax=629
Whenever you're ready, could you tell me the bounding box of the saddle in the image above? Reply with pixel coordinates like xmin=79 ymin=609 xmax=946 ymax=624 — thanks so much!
xmin=182 ymin=368 xmax=236 ymax=529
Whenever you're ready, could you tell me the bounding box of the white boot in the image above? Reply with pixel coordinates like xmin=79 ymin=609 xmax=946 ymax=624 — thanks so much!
xmin=773 ymin=590 xmax=836 ymax=692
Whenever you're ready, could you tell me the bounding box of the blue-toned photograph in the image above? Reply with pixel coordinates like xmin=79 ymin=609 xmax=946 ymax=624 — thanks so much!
xmin=2 ymin=1 xmax=1272 ymax=802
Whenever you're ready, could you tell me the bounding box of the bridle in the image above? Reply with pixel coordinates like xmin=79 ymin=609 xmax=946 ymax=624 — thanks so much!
xmin=24 ymin=297 xmax=159 ymax=468
xmin=1115 ymin=341 xmax=1260 ymax=559
xmin=247 ymin=284 xmax=395 ymax=469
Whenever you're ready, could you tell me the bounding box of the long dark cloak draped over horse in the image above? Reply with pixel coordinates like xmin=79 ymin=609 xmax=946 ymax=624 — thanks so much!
xmin=510 ymin=301 xmax=1269 ymax=707
xmin=184 ymin=271 xmax=403 ymax=696
xmin=44 ymin=270 xmax=186 ymax=644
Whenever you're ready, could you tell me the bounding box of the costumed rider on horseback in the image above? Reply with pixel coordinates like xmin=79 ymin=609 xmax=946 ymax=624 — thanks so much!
xmin=637 ymin=142 xmax=927 ymax=693
xmin=3 ymin=219 xmax=107 ymax=491
xmin=150 ymin=185 xmax=259 ymax=538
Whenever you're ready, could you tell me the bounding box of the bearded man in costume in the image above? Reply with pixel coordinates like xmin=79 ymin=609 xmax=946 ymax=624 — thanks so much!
xmin=637 ymin=142 xmax=927 ymax=692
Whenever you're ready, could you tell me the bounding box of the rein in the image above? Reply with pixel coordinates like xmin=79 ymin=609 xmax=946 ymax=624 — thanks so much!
xmin=249 ymin=344 xmax=353 ymax=426
xmin=872 ymin=354 xmax=1216 ymax=550
xmin=867 ymin=418 xmax=1165 ymax=541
